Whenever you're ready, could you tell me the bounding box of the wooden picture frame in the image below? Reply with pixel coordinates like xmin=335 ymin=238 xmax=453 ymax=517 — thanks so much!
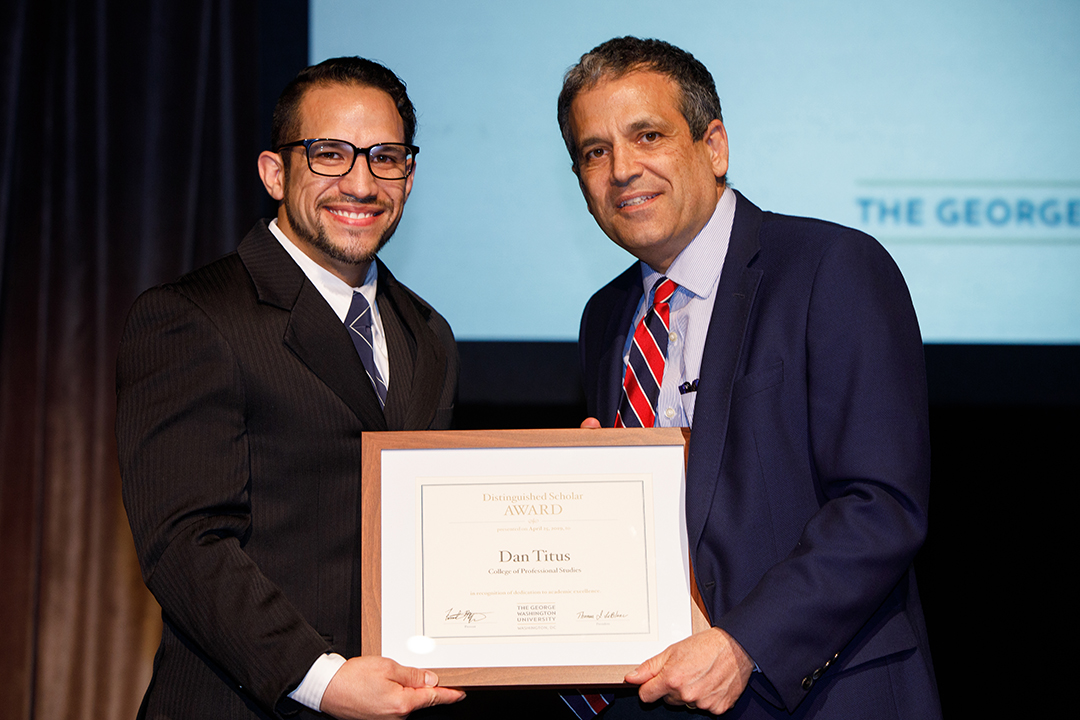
xmin=361 ymin=427 xmax=707 ymax=688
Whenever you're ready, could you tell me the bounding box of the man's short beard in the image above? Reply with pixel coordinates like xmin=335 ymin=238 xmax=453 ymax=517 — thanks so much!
xmin=284 ymin=199 xmax=392 ymax=265
xmin=280 ymin=156 xmax=394 ymax=266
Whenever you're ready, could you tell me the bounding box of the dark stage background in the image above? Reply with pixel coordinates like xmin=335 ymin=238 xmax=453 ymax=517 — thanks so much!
xmin=1 ymin=1 xmax=1074 ymax=718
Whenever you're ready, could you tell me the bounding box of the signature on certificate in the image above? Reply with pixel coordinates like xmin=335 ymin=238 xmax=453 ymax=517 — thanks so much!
xmin=445 ymin=608 xmax=488 ymax=623
xmin=576 ymin=609 xmax=629 ymax=620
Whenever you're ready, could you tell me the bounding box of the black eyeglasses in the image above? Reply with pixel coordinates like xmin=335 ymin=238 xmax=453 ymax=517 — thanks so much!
xmin=276 ymin=138 xmax=419 ymax=180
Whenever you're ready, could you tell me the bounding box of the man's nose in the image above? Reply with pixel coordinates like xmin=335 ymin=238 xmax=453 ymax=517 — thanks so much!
xmin=338 ymin=154 xmax=381 ymax=198
xmin=610 ymin=144 xmax=643 ymax=185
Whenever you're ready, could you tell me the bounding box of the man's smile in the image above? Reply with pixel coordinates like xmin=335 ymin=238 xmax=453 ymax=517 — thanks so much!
xmin=323 ymin=204 xmax=385 ymax=223
xmin=617 ymin=193 xmax=659 ymax=209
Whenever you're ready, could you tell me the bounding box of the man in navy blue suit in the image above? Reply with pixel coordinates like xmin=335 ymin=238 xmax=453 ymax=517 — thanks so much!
xmin=559 ymin=37 xmax=940 ymax=718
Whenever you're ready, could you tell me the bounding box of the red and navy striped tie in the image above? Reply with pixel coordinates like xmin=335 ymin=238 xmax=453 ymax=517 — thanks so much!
xmin=615 ymin=277 xmax=677 ymax=428
xmin=563 ymin=279 xmax=674 ymax=717
xmin=562 ymin=691 xmax=615 ymax=718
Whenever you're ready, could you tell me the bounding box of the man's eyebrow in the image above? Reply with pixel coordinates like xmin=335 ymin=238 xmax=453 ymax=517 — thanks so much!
xmin=576 ymin=135 xmax=606 ymax=152
xmin=626 ymin=118 xmax=660 ymax=134
xmin=575 ymin=115 xmax=671 ymax=155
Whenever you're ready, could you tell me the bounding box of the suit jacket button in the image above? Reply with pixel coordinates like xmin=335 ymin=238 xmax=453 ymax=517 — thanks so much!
xmin=802 ymin=676 xmax=813 ymax=691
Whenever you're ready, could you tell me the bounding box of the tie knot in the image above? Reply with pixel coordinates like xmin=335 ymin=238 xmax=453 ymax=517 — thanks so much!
xmin=652 ymin=277 xmax=677 ymax=307
xmin=347 ymin=291 xmax=373 ymax=329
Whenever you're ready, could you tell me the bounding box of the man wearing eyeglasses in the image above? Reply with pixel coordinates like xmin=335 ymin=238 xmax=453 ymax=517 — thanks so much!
xmin=117 ymin=57 xmax=463 ymax=719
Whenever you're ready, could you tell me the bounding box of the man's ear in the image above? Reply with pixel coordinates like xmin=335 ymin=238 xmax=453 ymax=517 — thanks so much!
xmin=703 ymin=119 xmax=729 ymax=181
xmin=257 ymin=151 xmax=286 ymax=201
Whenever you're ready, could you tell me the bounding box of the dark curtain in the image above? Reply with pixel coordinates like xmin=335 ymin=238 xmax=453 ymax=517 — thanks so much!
xmin=0 ymin=0 xmax=264 ymax=716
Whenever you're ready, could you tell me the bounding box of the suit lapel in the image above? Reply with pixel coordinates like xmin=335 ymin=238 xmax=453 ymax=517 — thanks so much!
xmin=685 ymin=192 xmax=763 ymax=553
xmin=285 ymin=283 xmax=388 ymax=430
xmin=376 ymin=260 xmax=447 ymax=430
xmin=597 ymin=274 xmax=643 ymax=427
xmin=238 ymin=222 xmax=387 ymax=431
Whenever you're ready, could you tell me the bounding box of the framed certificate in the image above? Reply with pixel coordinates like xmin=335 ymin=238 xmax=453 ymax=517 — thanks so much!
xmin=361 ymin=427 xmax=706 ymax=687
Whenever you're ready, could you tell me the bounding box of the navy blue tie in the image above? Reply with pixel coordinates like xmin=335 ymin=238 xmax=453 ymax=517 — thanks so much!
xmin=345 ymin=291 xmax=388 ymax=407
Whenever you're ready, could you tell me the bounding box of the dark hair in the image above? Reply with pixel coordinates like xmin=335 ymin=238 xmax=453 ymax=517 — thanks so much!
xmin=271 ymin=56 xmax=417 ymax=150
xmin=557 ymin=37 xmax=723 ymax=173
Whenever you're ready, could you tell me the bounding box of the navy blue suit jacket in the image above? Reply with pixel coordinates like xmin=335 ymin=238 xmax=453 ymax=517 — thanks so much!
xmin=579 ymin=192 xmax=940 ymax=718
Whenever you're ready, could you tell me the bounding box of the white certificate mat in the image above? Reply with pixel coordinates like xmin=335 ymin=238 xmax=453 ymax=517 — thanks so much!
xmin=361 ymin=428 xmax=697 ymax=686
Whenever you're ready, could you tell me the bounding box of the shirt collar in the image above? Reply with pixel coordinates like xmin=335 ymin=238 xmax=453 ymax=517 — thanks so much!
xmin=640 ymin=185 xmax=736 ymax=301
xmin=268 ymin=218 xmax=378 ymax=322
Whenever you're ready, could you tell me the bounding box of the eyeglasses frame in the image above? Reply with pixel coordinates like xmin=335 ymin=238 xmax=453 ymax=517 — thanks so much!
xmin=275 ymin=138 xmax=420 ymax=180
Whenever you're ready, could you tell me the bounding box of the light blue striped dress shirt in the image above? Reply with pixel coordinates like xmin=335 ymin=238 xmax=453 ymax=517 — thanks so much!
xmin=623 ymin=187 xmax=736 ymax=428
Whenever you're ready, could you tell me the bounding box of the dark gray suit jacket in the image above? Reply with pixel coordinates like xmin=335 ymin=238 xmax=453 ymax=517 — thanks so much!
xmin=117 ymin=220 xmax=457 ymax=719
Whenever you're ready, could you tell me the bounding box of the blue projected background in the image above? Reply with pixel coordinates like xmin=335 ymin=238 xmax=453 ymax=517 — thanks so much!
xmin=312 ymin=0 xmax=1080 ymax=342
